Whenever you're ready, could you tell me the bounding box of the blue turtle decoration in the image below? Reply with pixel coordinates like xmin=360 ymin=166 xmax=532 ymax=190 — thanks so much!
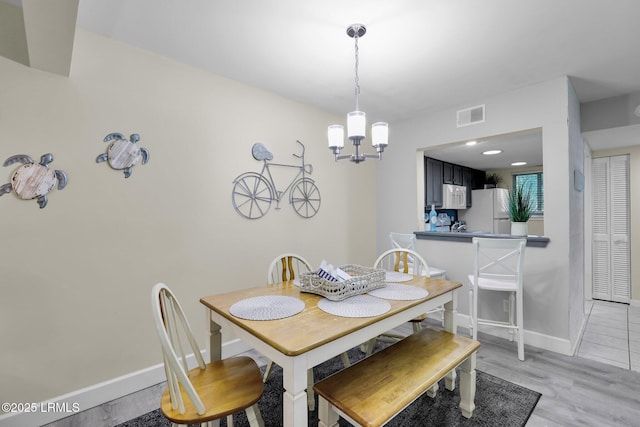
xmin=0 ymin=153 xmax=68 ymax=209
xmin=97 ymin=133 xmax=149 ymax=178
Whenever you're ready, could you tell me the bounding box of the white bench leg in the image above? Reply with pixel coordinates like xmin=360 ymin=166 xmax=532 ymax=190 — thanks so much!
xmin=317 ymin=396 xmax=339 ymax=427
xmin=458 ymin=354 xmax=477 ymax=418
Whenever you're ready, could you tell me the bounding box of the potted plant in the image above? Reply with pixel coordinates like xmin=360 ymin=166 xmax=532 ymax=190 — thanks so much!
xmin=506 ymin=182 xmax=535 ymax=236
xmin=484 ymin=172 xmax=503 ymax=188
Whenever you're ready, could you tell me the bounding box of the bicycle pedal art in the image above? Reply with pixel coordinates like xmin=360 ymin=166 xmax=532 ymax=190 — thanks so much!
xmin=232 ymin=140 xmax=321 ymax=219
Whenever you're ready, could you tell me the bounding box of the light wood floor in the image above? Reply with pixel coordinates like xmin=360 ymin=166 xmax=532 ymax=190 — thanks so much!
xmin=45 ymin=321 xmax=640 ymax=427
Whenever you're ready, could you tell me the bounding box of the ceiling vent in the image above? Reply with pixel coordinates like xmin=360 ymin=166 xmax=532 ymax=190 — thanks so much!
xmin=456 ymin=104 xmax=485 ymax=127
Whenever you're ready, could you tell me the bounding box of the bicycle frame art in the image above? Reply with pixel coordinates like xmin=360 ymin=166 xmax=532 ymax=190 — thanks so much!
xmin=231 ymin=140 xmax=321 ymax=219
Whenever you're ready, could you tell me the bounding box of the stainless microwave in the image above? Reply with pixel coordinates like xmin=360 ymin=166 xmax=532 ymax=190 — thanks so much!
xmin=442 ymin=184 xmax=467 ymax=209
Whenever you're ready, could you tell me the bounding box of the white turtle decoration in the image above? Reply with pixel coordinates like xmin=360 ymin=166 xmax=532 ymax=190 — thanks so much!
xmin=97 ymin=133 xmax=149 ymax=178
xmin=0 ymin=153 xmax=68 ymax=209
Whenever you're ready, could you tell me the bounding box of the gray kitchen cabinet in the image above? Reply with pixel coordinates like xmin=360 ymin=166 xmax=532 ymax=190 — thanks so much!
xmin=442 ymin=162 xmax=463 ymax=185
xmin=425 ymin=157 xmax=443 ymax=207
xmin=462 ymin=167 xmax=473 ymax=207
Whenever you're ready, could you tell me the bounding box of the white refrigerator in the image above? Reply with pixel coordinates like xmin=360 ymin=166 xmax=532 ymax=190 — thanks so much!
xmin=460 ymin=188 xmax=510 ymax=234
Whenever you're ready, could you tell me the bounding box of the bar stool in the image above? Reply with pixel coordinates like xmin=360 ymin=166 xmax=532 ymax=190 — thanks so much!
xmin=468 ymin=237 xmax=526 ymax=361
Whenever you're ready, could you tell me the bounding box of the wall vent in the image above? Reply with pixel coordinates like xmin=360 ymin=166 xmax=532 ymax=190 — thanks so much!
xmin=456 ymin=104 xmax=485 ymax=127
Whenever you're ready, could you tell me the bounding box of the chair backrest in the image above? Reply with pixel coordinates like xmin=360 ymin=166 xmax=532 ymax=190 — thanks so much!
xmin=267 ymin=253 xmax=313 ymax=284
xmin=151 ymin=283 xmax=206 ymax=415
xmin=389 ymin=232 xmax=417 ymax=251
xmin=471 ymin=237 xmax=526 ymax=290
xmin=374 ymin=248 xmax=431 ymax=277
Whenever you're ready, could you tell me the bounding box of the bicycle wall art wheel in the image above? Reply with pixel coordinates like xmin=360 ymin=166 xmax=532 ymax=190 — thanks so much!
xmin=290 ymin=178 xmax=321 ymax=218
xmin=232 ymin=173 xmax=273 ymax=219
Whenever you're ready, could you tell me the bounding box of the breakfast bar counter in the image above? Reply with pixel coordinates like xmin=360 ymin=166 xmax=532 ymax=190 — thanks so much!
xmin=414 ymin=230 xmax=550 ymax=247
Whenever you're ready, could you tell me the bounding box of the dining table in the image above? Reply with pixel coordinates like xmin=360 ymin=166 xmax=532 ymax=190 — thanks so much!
xmin=200 ymin=273 xmax=463 ymax=427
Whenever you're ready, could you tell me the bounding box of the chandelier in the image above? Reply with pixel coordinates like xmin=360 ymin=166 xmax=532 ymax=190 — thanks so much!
xmin=328 ymin=24 xmax=389 ymax=164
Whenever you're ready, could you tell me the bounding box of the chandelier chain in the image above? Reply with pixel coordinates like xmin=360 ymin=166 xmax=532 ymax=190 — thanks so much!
xmin=354 ymin=32 xmax=360 ymax=111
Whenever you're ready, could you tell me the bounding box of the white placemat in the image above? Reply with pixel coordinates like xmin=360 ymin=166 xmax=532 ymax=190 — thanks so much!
xmin=385 ymin=271 xmax=413 ymax=282
xmin=229 ymin=295 xmax=305 ymax=320
xmin=317 ymin=294 xmax=391 ymax=318
xmin=368 ymin=283 xmax=429 ymax=301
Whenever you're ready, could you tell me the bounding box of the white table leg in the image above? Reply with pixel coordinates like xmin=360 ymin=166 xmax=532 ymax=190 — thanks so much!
xmin=444 ymin=291 xmax=458 ymax=390
xmin=282 ymin=356 xmax=310 ymax=427
xmin=209 ymin=318 xmax=222 ymax=362
xmin=459 ymin=353 xmax=477 ymax=418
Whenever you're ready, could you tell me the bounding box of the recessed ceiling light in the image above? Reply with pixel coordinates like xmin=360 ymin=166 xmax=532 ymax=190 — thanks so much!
xmin=465 ymin=140 xmax=477 ymax=146
xmin=511 ymin=161 xmax=527 ymax=166
xmin=482 ymin=150 xmax=502 ymax=155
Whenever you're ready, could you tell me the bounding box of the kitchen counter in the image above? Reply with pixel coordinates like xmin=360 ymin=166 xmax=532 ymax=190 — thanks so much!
xmin=414 ymin=230 xmax=550 ymax=247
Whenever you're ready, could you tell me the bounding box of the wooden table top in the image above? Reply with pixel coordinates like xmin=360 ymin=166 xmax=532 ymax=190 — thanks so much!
xmin=200 ymin=276 xmax=461 ymax=356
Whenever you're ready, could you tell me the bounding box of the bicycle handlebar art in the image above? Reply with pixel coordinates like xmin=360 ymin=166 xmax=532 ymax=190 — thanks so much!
xmin=231 ymin=140 xmax=321 ymax=219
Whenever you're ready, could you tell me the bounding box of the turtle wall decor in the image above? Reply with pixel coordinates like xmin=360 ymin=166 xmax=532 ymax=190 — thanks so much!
xmin=0 ymin=153 xmax=68 ymax=209
xmin=97 ymin=132 xmax=149 ymax=178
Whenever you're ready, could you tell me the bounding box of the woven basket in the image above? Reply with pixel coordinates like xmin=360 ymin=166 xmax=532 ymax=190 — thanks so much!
xmin=299 ymin=265 xmax=386 ymax=301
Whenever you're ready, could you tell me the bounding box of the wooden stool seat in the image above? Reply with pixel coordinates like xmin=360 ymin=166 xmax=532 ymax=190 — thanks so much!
xmin=314 ymin=327 xmax=480 ymax=427
xmin=160 ymin=356 xmax=263 ymax=425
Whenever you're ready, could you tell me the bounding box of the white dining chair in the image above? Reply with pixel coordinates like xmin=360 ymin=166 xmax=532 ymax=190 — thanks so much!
xmin=151 ymin=283 xmax=264 ymax=426
xmin=468 ymin=237 xmax=526 ymax=361
xmin=264 ymin=253 xmax=350 ymax=411
xmin=389 ymin=232 xmax=447 ymax=278
xmin=362 ymin=248 xmax=434 ymax=355
xmin=266 ymin=252 xmax=313 ymax=284
xmin=389 ymin=232 xmax=447 ymax=325
xmin=263 ymin=253 xmax=313 ymax=385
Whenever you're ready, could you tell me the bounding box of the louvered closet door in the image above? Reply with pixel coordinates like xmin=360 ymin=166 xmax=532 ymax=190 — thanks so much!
xmin=592 ymin=157 xmax=610 ymax=300
xmin=591 ymin=155 xmax=630 ymax=303
xmin=610 ymin=155 xmax=630 ymax=302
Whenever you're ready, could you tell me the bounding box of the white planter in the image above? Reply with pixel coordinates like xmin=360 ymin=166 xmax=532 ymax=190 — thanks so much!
xmin=511 ymin=221 xmax=528 ymax=236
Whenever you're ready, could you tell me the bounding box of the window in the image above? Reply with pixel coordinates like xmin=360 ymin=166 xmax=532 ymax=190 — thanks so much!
xmin=512 ymin=172 xmax=544 ymax=215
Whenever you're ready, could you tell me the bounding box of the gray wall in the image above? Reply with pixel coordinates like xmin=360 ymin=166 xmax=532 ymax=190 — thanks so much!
xmin=568 ymin=78 xmax=586 ymax=347
xmin=375 ymin=77 xmax=581 ymax=354
xmin=581 ymin=92 xmax=640 ymax=132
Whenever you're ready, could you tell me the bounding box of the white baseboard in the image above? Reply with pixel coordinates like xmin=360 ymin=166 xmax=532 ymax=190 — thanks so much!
xmin=0 ymin=339 xmax=251 ymax=427
xmin=570 ymin=314 xmax=590 ymax=356
xmin=455 ymin=313 xmax=573 ymax=356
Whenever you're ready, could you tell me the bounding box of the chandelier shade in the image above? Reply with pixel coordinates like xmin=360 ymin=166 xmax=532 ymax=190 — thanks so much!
xmin=372 ymin=122 xmax=389 ymax=148
xmin=328 ymin=24 xmax=389 ymax=164
xmin=347 ymin=111 xmax=366 ymax=140
xmin=328 ymin=125 xmax=345 ymax=149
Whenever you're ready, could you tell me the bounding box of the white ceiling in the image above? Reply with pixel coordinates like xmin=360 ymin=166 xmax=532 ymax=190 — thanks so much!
xmin=7 ymin=0 xmax=640 ymax=169
xmin=422 ymin=128 xmax=543 ymax=171
xmin=73 ymin=0 xmax=640 ymax=122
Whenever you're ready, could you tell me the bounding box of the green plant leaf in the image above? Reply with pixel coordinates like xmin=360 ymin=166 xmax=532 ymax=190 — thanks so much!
xmin=507 ymin=182 xmax=535 ymax=222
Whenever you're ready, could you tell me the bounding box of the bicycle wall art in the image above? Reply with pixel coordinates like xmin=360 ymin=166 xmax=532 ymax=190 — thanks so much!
xmin=231 ymin=140 xmax=321 ymax=219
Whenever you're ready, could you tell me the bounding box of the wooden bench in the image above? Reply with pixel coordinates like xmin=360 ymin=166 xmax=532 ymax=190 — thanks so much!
xmin=313 ymin=327 xmax=481 ymax=427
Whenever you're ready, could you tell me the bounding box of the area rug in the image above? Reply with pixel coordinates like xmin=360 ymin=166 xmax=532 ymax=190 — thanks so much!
xmin=118 ymin=348 xmax=540 ymax=427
